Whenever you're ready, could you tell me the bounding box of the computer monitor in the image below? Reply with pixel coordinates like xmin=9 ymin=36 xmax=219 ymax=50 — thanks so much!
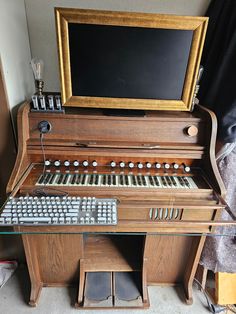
xmin=55 ymin=8 xmax=208 ymax=111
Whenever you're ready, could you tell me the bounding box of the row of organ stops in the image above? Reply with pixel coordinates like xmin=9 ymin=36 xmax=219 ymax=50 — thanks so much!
xmin=44 ymin=160 xmax=191 ymax=172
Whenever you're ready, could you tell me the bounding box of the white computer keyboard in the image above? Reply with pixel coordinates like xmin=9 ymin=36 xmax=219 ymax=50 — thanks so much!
xmin=0 ymin=196 xmax=117 ymax=226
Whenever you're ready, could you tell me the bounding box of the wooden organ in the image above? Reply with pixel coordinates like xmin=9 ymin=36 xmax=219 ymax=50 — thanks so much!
xmin=4 ymin=102 xmax=229 ymax=308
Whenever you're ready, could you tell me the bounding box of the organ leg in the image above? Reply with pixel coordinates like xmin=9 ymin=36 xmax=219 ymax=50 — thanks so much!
xmin=183 ymin=235 xmax=206 ymax=304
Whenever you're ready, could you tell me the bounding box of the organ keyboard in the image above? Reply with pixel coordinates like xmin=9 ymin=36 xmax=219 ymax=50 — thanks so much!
xmin=36 ymin=173 xmax=198 ymax=189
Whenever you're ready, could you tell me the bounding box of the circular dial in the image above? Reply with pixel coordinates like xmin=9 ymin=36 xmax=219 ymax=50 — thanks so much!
xmin=73 ymin=160 xmax=79 ymax=167
xmin=64 ymin=160 xmax=70 ymax=167
xmin=110 ymin=161 xmax=116 ymax=168
xmin=82 ymin=160 xmax=89 ymax=167
xmin=146 ymin=162 xmax=152 ymax=169
xmin=54 ymin=160 xmax=60 ymax=167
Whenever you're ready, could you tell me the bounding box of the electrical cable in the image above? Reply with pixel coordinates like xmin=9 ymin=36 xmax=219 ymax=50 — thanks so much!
xmin=194 ymin=278 xmax=226 ymax=313
xmin=40 ymin=132 xmax=46 ymax=176
xmin=38 ymin=128 xmax=68 ymax=197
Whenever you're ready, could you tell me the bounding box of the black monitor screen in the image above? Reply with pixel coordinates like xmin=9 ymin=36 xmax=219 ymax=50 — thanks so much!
xmin=68 ymin=23 xmax=193 ymax=100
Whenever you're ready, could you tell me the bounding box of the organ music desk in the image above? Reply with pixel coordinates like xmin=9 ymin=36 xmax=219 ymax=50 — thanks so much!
xmin=1 ymin=101 xmax=234 ymax=309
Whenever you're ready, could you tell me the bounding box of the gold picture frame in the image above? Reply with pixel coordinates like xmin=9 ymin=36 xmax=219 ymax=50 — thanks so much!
xmin=55 ymin=7 xmax=208 ymax=111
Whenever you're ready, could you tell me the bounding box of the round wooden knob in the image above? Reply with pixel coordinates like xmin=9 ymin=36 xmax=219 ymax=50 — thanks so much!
xmin=185 ymin=125 xmax=198 ymax=137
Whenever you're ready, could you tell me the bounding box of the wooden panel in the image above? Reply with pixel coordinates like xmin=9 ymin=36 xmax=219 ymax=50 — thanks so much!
xmin=144 ymin=235 xmax=192 ymax=284
xmin=28 ymin=111 xmax=205 ymax=145
xmin=216 ymin=272 xmax=236 ymax=305
xmin=23 ymin=234 xmax=83 ymax=284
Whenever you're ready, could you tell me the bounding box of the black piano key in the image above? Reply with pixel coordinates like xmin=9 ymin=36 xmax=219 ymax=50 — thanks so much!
xmin=102 ymin=175 xmax=106 ymax=185
xmin=107 ymin=174 xmax=111 ymax=185
xmin=125 ymin=175 xmax=129 ymax=186
xmin=170 ymin=176 xmax=177 ymax=186
xmin=141 ymin=175 xmax=147 ymax=186
xmin=112 ymin=175 xmax=116 ymax=186
xmin=95 ymin=174 xmax=99 ymax=185
xmin=154 ymin=176 xmax=160 ymax=186
xmin=81 ymin=174 xmax=86 ymax=185
xmin=49 ymin=173 xmax=56 ymax=184
xmin=149 ymin=176 xmax=155 ymax=186
xmin=71 ymin=174 xmax=77 ymax=185
xmin=38 ymin=174 xmax=45 ymax=184
xmin=166 ymin=176 xmax=172 ymax=186
xmin=76 ymin=174 xmax=81 ymax=184
xmin=132 ymin=175 xmax=137 ymax=186
xmin=57 ymin=174 xmax=64 ymax=185
xmin=183 ymin=177 xmax=190 ymax=187
xmin=43 ymin=173 xmax=51 ymax=184
xmin=177 ymin=177 xmax=185 ymax=186
xmin=89 ymin=174 xmax=94 ymax=185
xmin=63 ymin=174 xmax=69 ymax=185
xmin=161 ymin=177 xmax=167 ymax=186
xmin=120 ymin=175 xmax=124 ymax=186
xmin=137 ymin=175 xmax=142 ymax=186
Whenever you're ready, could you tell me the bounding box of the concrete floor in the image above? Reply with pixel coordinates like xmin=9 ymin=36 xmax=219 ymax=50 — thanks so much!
xmin=0 ymin=266 xmax=211 ymax=314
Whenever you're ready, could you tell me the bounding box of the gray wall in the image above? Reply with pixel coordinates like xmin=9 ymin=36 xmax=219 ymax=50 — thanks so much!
xmin=0 ymin=0 xmax=34 ymax=110
xmin=25 ymin=0 xmax=211 ymax=92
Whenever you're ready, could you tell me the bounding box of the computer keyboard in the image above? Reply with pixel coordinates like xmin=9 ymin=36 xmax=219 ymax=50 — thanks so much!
xmin=0 ymin=196 xmax=118 ymax=226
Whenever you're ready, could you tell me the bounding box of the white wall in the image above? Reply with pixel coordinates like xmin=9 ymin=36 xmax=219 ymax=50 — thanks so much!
xmin=25 ymin=0 xmax=211 ymax=92
xmin=0 ymin=0 xmax=34 ymax=111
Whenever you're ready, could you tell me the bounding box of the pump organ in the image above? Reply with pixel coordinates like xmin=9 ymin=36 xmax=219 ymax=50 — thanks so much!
xmin=3 ymin=101 xmax=228 ymax=307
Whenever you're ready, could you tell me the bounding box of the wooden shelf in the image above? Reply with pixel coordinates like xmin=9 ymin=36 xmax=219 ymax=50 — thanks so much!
xmin=84 ymin=235 xmax=143 ymax=272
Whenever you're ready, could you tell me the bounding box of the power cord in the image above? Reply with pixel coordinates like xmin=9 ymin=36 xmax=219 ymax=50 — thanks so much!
xmin=194 ymin=278 xmax=226 ymax=313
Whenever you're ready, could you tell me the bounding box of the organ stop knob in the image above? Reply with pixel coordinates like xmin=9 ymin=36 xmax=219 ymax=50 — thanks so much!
xmin=137 ymin=162 xmax=143 ymax=169
xmin=82 ymin=160 xmax=89 ymax=167
xmin=92 ymin=160 xmax=98 ymax=167
xmin=64 ymin=160 xmax=70 ymax=167
xmin=183 ymin=164 xmax=191 ymax=172
xmin=44 ymin=160 xmax=51 ymax=166
xmin=146 ymin=162 xmax=152 ymax=169
xmin=128 ymin=162 xmax=134 ymax=168
xmin=164 ymin=163 xmax=170 ymax=169
xmin=73 ymin=160 xmax=79 ymax=167
xmin=155 ymin=163 xmax=161 ymax=169
xmin=119 ymin=161 xmax=125 ymax=168
xmin=54 ymin=160 xmax=60 ymax=167
xmin=173 ymin=163 xmax=179 ymax=170
xmin=110 ymin=161 xmax=116 ymax=168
